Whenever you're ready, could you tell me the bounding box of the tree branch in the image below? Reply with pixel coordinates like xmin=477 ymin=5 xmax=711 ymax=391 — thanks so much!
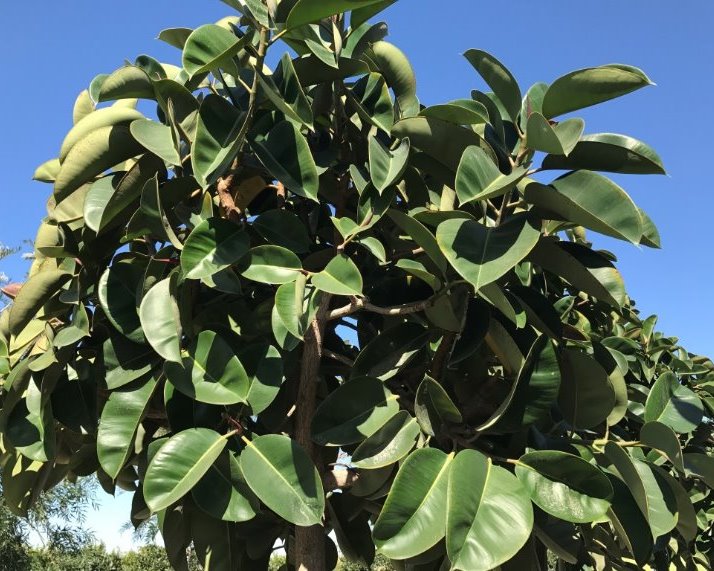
xmin=327 ymin=296 xmax=436 ymax=321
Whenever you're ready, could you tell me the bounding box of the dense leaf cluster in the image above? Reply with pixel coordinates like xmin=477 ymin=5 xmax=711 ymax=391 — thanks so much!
xmin=2 ymin=0 xmax=714 ymax=569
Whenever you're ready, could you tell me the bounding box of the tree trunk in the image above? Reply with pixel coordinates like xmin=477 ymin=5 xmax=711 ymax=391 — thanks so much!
xmin=294 ymin=294 xmax=332 ymax=571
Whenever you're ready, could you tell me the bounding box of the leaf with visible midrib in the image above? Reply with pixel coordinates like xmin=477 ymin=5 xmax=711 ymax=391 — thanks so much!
xmin=240 ymin=434 xmax=324 ymax=526
xmin=181 ymin=218 xmax=250 ymax=280
xmin=144 ymin=428 xmax=229 ymax=513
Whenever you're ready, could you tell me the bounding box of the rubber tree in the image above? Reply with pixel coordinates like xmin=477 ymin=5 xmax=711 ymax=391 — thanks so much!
xmin=2 ymin=0 xmax=714 ymax=569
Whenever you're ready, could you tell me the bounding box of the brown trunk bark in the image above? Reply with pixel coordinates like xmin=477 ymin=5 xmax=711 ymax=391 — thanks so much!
xmin=294 ymin=294 xmax=332 ymax=571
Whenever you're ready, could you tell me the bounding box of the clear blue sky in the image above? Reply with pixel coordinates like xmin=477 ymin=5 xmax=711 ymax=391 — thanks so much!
xmin=2 ymin=0 xmax=713 ymax=551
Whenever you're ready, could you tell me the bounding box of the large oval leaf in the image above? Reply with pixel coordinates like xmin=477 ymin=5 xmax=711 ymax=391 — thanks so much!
xmin=164 ymin=330 xmax=250 ymax=405
xmin=311 ymin=254 xmax=363 ymax=296
xmin=240 ymin=434 xmax=324 ymax=526
xmin=311 ymin=377 xmax=399 ymax=446
xmin=542 ymin=64 xmax=652 ymax=118
xmin=59 ymin=107 xmax=144 ymax=162
xmin=414 ymin=376 xmax=462 ymax=437
xmin=192 ymin=450 xmax=258 ymax=522
xmin=97 ymin=373 xmax=158 ymax=479
xmin=238 ymin=245 xmax=303 ymax=285
xmin=644 ymin=371 xmax=703 ymax=433
xmin=98 ymin=260 xmax=145 ymax=343
xmin=9 ymin=270 xmax=72 ymax=336
xmin=251 ymin=121 xmax=319 ymax=201
xmin=437 ymin=214 xmax=541 ymax=291
xmin=373 ymin=448 xmax=454 ymax=559
xmin=524 ymin=171 xmax=643 ymax=244
xmin=181 ymin=218 xmax=250 ymax=280
xmin=541 ymin=133 xmax=666 ymax=175
xmin=351 ymin=322 xmax=430 ymax=381
xmin=364 ymin=41 xmax=419 ymax=118
xmin=286 ymin=0 xmax=389 ymax=30
xmin=463 ymin=49 xmax=522 ymax=122
xmin=139 ymin=274 xmax=182 ymax=363
xmin=130 ymin=119 xmax=181 ymax=165
xmin=515 ymin=451 xmax=613 ymax=523
xmin=446 ymin=449 xmax=533 ymax=571
xmin=144 ymin=428 xmax=228 ymax=513
xmin=54 ymin=125 xmax=144 ymax=201
xmin=368 ymin=136 xmax=410 ymax=193
xmin=182 ymin=24 xmax=248 ymax=77
xmin=351 ymin=411 xmax=420 ymax=470
xmin=558 ymin=349 xmax=615 ymax=429
xmin=456 ymin=146 xmax=527 ymax=205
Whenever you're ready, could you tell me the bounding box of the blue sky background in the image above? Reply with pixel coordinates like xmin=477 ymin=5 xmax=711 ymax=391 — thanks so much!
xmin=1 ymin=0 xmax=712 ymax=552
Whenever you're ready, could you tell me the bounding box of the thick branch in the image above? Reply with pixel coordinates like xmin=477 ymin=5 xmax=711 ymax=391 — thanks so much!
xmin=327 ymin=296 xmax=435 ymax=321
xmin=294 ymin=293 xmax=332 ymax=571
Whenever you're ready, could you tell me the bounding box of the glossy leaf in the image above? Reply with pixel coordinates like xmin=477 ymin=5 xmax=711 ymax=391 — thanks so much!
xmin=351 ymin=411 xmax=420 ymax=469
xmin=351 ymin=322 xmax=430 ymax=380
xmin=420 ymin=99 xmax=489 ymax=125
xmin=144 ymin=428 xmax=228 ymax=512
xmin=182 ymin=24 xmax=247 ymax=77
xmin=286 ymin=0 xmax=389 ymax=29
xmin=644 ymin=371 xmax=703 ymax=433
xmin=181 ymin=218 xmax=250 ymax=280
xmin=59 ymin=107 xmax=144 ymax=162
xmin=253 ymin=210 xmax=311 ymax=253
xmin=363 ymin=41 xmax=419 ymax=117
xmin=312 ymin=377 xmax=398 ymax=446
xmin=311 ymin=254 xmax=363 ymax=296
xmin=558 ymin=349 xmax=615 ymax=429
xmin=446 ymin=449 xmax=533 ymax=571
xmin=251 ymin=120 xmax=319 ymax=201
xmin=240 ymin=434 xmax=324 ymax=526
xmin=130 ymin=119 xmax=181 ymax=165
xmin=524 ymin=171 xmax=643 ymax=244
xmin=516 ymin=451 xmax=613 ymax=523
xmin=436 ymin=214 xmax=541 ymax=291
xmin=373 ymin=448 xmax=454 ymax=559
xmin=164 ymin=330 xmax=250 ymax=405
xmin=525 ymin=113 xmax=584 ymax=156
xmin=9 ymin=270 xmax=72 ymax=336
xmin=414 ymin=376 xmax=462 ymax=436
xmin=368 ymin=136 xmax=410 ymax=193
xmin=542 ymin=64 xmax=653 ymax=118
xmin=640 ymin=421 xmax=684 ymax=472
xmin=238 ymin=245 xmax=303 ymax=284
xmin=98 ymin=261 xmax=145 ymax=343
xmin=463 ymin=49 xmax=522 ymax=122
xmin=138 ymin=274 xmax=182 ymax=363
xmin=456 ymin=145 xmax=527 ymax=204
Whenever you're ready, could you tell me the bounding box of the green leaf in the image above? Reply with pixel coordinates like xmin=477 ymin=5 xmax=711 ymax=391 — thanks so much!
xmin=542 ymin=64 xmax=653 ymax=118
xmin=72 ymin=89 xmax=95 ymax=124
xmin=455 ymin=146 xmax=527 ymax=204
xmin=103 ymin=335 xmax=156 ymax=390
xmin=525 ymin=113 xmax=584 ymax=156
xmin=98 ymin=260 xmax=145 ymax=343
xmin=516 ymin=451 xmax=613 ymax=523
xmin=240 ymin=434 xmax=324 ymax=526
xmin=351 ymin=411 xmax=420 ymax=469
xmin=311 ymin=377 xmax=399 ymax=446
xmin=59 ymin=107 xmax=144 ymax=162
xmin=651 ymin=465 xmax=697 ymax=543
xmin=558 ymin=349 xmax=615 ymax=429
xmin=436 ymin=214 xmax=541 ymax=291
xmin=182 ymin=24 xmax=248 ymax=77
xmin=351 ymin=322 xmax=430 ymax=381
xmin=9 ymin=270 xmax=72 ymax=337
xmin=541 ymin=133 xmax=666 ymax=175
xmin=158 ymin=27 xmax=193 ymax=50
xmin=311 ymin=255 xmax=363 ymax=296
xmin=181 ymin=218 xmax=250 ymax=280
xmin=387 ymin=209 xmax=448 ymax=276
xmin=373 ymin=448 xmax=454 ymax=559
xmin=144 ymin=428 xmax=229 ymax=513
xmin=139 ymin=274 xmax=182 ymax=363
xmin=251 ymin=121 xmax=319 ymax=201
xmin=97 ymin=374 xmax=158 ymax=479
xmin=640 ymin=421 xmax=684 ymax=472
xmin=258 ymin=53 xmax=314 ymax=129
xmin=54 ymin=125 xmax=144 ymax=201
xmin=274 ymin=277 xmax=312 ymax=339
xmin=33 ymin=158 xmax=61 ymax=183
xmin=6 ymin=375 xmax=55 ymax=462
xmin=446 ymin=450 xmax=533 ymax=571
xmin=414 ymin=376 xmax=462 ymax=436
xmin=524 ymin=172 xmax=643 ymax=244
xmin=683 ymin=453 xmax=714 ymax=488
xmin=420 ymin=99 xmax=489 ymax=125
xmin=238 ymin=245 xmax=303 ymax=284
xmin=604 ymin=443 xmax=678 ymax=539
xmin=130 ymin=119 xmax=181 ymax=165
xmin=192 ymin=450 xmax=258 ymax=522
xmin=363 ymin=41 xmax=419 ymax=117
xmin=528 ymin=238 xmax=624 ymax=308
xmin=479 ymin=335 xmax=561 ymax=432
xmin=97 ymin=66 xmax=155 ymax=102
xmin=463 ymin=49 xmax=522 ymax=122
xmin=240 ymin=343 xmax=284 ymax=415
xmin=644 ymin=371 xmax=703 ymax=433
xmin=391 ymin=116 xmax=494 ymax=172
xmin=192 ymin=94 xmax=245 ymax=188
xmin=348 ymin=73 xmax=394 ymax=133
xmin=164 ymin=330 xmax=250 ymax=405
xmin=286 ymin=0 xmax=389 ymax=30
xmin=253 ymin=210 xmax=311 ymax=253
xmin=369 ymin=136 xmax=410 ymax=193
xmin=606 ymin=474 xmax=653 ymax=567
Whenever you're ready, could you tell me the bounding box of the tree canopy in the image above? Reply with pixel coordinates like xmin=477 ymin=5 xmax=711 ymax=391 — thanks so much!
xmin=2 ymin=1 xmax=713 ymax=569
